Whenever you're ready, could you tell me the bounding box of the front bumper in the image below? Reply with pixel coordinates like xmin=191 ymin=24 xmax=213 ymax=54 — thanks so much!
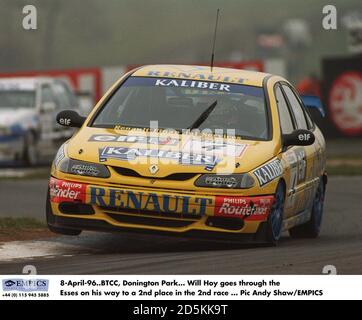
xmin=0 ymin=135 xmax=24 ymax=161
xmin=49 ymin=177 xmax=275 ymax=236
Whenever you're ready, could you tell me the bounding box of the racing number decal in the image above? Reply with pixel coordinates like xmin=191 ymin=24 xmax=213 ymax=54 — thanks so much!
xmin=286 ymin=152 xmax=298 ymax=208
xmin=295 ymin=148 xmax=307 ymax=183
xmin=285 ymin=148 xmax=307 ymax=209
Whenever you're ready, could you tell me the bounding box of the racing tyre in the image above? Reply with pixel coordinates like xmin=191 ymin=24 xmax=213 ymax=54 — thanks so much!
xmin=23 ymin=132 xmax=38 ymax=166
xmin=289 ymin=178 xmax=325 ymax=238
xmin=46 ymin=189 xmax=82 ymax=236
xmin=266 ymin=182 xmax=285 ymax=246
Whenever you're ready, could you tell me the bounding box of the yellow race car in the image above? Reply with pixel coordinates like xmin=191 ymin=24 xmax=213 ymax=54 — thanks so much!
xmin=47 ymin=65 xmax=327 ymax=245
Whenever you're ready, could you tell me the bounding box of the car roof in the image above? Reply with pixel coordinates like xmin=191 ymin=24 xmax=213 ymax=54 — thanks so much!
xmin=132 ymin=64 xmax=271 ymax=87
xmin=0 ymin=77 xmax=56 ymax=90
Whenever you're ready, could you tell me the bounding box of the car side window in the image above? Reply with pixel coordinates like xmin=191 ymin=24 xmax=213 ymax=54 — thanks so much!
xmin=53 ymin=82 xmax=78 ymax=110
xmin=282 ymin=85 xmax=308 ymax=130
xmin=41 ymin=85 xmax=55 ymax=104
xmin=303 ymin=108 xmax=315 ymax=130
xmin=275 ymin=86 xmax=294 ymax=134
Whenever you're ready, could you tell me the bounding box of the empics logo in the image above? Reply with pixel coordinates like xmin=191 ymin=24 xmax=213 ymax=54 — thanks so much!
xmin=4 ymin=280 xmax=16 ymax=287
xmin=2 ymin=279 xmax=49 ymax=292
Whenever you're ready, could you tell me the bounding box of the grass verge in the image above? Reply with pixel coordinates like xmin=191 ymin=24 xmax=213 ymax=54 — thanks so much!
xmin=327 ymin=157 xmax=362 ymax=176
xmin=0 ymin=217 xmax=54 ymax=242
xmin=0 ymin=217 xmax=45 ymax=229
xmin=327 ymin=165 xmax=362 ymax=176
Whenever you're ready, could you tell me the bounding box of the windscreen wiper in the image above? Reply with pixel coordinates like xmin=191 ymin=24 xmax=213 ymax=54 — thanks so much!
xmin=187 ymin=100 xmax=217 ymax=130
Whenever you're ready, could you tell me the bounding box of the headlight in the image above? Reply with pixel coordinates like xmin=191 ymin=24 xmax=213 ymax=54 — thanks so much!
xmin=0 ymin=124 xmax=24 ymax=136
xmin=53 ymin=144 xmax=66 ymax=168
xmin=194 ymin=173 xmax=255 ymax=189
xmin=58 ymin=157 xmax=110 ymax=178
xmin=59 ymin=157 xmax=110 ymax=178
xmin=0 ymin=126 xmax=11 ymax=136
xmin=53 ymin=143 xmax=110 ymax=178
xmin=53 ymin=145 xmax=110 ymax=178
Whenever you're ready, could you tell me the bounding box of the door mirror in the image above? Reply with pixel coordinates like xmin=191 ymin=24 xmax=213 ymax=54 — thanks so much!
xmin=283 ymin=129 xmax=315 ymax=147
xmin=42 ymin=101 xmax=56 ymax=112
xmin=56 ymin=110 xmax=86 ymax=128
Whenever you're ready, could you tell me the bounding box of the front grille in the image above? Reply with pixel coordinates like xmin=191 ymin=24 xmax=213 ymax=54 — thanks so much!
xmin=99 ymin=206 xmax=201 ymax=220
xmin=112 ymin=166 xmax=198 ymax=181
xmin=59 ymin=202 xmax=95 ymax=215
xmin=106 ymin=213 xmax=195 ymax=228
xmin=205 ymin=216 xmax=244 ymax=231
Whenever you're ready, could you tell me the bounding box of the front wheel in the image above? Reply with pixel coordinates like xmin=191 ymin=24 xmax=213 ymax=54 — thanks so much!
xmin=266 ymin=182 xmax=285 ymax=246
xmin=289 ymin=178 xmax=325 ymax=238
xmin=23 ymin=132 xmax=38 ymax=166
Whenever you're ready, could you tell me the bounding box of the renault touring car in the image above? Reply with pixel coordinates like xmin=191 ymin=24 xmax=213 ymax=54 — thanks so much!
xmin=46 ymin=65 xmax=327 ymax=245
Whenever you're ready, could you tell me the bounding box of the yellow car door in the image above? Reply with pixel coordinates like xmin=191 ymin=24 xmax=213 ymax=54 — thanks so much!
xmin=280 ymin=83 xmax=318 ymax=216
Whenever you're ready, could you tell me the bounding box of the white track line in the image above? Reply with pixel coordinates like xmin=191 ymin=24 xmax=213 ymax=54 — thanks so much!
xmin=0 ymin=168 xmax=48 ymax=178
xmin=0 ymin=239 xmax=82 ymax=261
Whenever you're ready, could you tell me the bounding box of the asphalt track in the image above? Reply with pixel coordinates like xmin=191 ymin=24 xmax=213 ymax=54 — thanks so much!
xmin=0 ymin=176 xmax=361 ymax=275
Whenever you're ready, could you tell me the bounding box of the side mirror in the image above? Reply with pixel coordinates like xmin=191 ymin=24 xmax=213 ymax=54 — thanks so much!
xmin=42 ymin=101 xmax=56 ymax=112
xmin=283 ymin=129 xmax=315 ymax=148
xmin=300 ymin=95 xmax=325 ymax=117
xmin=56 ymin=110 xmax=86 ymax=128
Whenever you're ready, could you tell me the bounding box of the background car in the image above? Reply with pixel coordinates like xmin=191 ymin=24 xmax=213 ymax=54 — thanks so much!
xmin=0 ymin=77 xmax=79 ymax=165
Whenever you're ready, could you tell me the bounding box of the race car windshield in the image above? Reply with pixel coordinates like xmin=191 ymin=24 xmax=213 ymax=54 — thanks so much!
xmin=0 ymin=90 xmax=35 ymax=109
xmin=92 ymin=77 xmax=269 ymax=140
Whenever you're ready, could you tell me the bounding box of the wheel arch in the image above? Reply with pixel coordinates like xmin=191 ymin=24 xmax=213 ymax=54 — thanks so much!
xmin=277 ymin=177 xmax=287 ymax=195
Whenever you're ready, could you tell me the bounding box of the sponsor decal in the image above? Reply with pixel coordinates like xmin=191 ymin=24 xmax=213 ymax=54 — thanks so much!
xmin=2 ymin=279 xmax=49 ymax=292
xmin=285 ymin=148 xmax=307 ymax=209
xmin=155 ymin=78 xmax=231 ymax=92
xmin=58 ymin=118 xmax=71 ymax=126
xmin=70 ymin=163 xmax=100 ymax=176
xmin=214 ymin=195 xmax=274 ymax=220
xmin=99 ymin=146 xmax=220 ymax=167
xmin=205 ymin=176 xmax=238 ymax=188
xmin=182 ymin=139 xmax=247 ymax=157
xmin=123 ymin=76 xmax=264 ymax=96
xmin=49 ymin=177 xmax=86 ymax=203
xmin=146 ymin=71 xmax=245 ymax=84
xmin=89 ymin=186 xmax=213 ymax=216
xmin=298 ymin=133 xmax=312 ymax=142
xmin=294 ymin=148 xmax=307 ymax=183
xmin=253 ymin=159 xmax=283 ymax=187
xmin=89 ymin=134 xmax=179 ymax=145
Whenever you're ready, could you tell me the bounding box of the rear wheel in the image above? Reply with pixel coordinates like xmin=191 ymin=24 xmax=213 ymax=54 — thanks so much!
xmin=266 ymin=182 xmax=285 ymax=246
xmin=46 ymin=189 xmax=82 ymax=236
xmin=289 ymin=178 xmax=325 ymax=238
